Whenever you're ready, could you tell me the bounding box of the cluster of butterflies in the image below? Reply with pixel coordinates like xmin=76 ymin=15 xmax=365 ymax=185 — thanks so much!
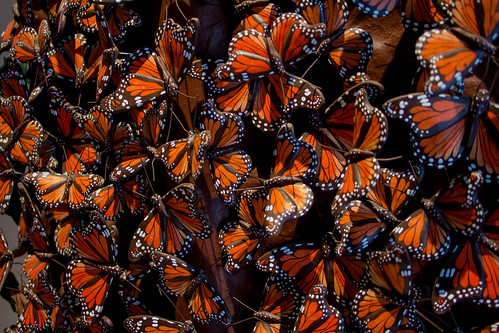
xmin=0 ymin=0 xmax=497 ymax=332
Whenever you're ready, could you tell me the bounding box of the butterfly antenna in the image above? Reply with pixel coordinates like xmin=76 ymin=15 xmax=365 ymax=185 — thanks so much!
xmin=50 ymin=257 xmax=67 ymax=270
xmin=300 ymin=55 xmax=320 ymax=79
xmin=233 ymin=296 xmax=257 ymax=313
xmin=376 ymin=155 xmax=405 ymax=162
xmin=415 ymin=309 xmax=444 ymax=333
xmin=175 ymin=0 xmax=188 ymax=22
xmin=171 ymin=106 xmax=189 ymax=134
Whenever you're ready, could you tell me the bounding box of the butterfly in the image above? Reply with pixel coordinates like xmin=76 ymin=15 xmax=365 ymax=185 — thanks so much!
xmin=128 ymin=183 xmax=211 ymax=261
xmin=415 ymin=0 xmax=499 ymax=94
xmin=150 ymin=251 xmax=232 ymax=326
xmin=124 ymin=315 xmax=195 ymax=333
xmin=330 ymin=88 xmax=388 ymax=216
xmin=214 ymin=13 xmax=326 ymax=131
xmin=295 ymin=0 xmax=373 ymax=77
xmin=17 ymin=271 xmax=59 ymax=332
xmin=24 ymin=170 xmax=104 ymax=210
xmin=392 ymin=171 xmax=484 ymax=262
xmin=90 ymin=175 xmax=147 ymax=221
xmin=334 ymin=166 xmax=422 ymax=256
xmin=9 ymin=19 xmax=51 ymax=67
xmin=109 ymin=102 xmax=168 ymax=181
xmin=293 ymin=284 xmax=344 ymax=333
xmin=66 ymin=214 xmax=123 ymax=326
xmin=23 ymin=218 xmax=54 ymax=282
xmin=47 ymin=33 xmax=102 ymax=88
xmin=257 ymin=122 xmax=317 ymax=236
xmin=252 ymin=275 xmax=302 ymax=333
xmin=71 ymin=105 xmax=133 ymax=158
xmin=219 ymin=190 xmax=269 ymax=273
xmin=103 ymin=18 xmax=199 ymax=112
xmin=48 ymin=87 xmax=101 ymax=171
xmin=384 ymin=89 xmax=499 ymax=181
xmin=257 ymin=234 xmax=368 ymax=302
xmin=0 ymin=227 xmax=13 ymax=291
xmin=155 ymin=130 xmax=211 ymax=183
xmin=352 ymin=245 xmax=422 ymax=332
xmin=0 ymin=95 xmax=44 ymax=166
xmin=198 ymin=100 xmax=252 ymax=205
xmin=301 ymin=80 xmax=384 ymax=191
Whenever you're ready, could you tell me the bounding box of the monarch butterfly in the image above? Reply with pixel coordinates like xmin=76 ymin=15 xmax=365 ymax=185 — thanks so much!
xmin=9 ymin=19 xmax=51 ymax=66
xmin=258 ymin=122 xmax=317 ymax=236
xmin=103 ymin=18 xmax=199 ymax=112
xmin=48 ymin=87 xmax=101 ymax=171
xmin=392 ymin=171 xmax=484 ymax=261
xmin=252 ymin=275 xmax=302 ymax=333
xmin=219 ymin=190 xmax=269 ymax=273
xmin=47 ymin=33 xmax=103 ymax=88
xmin=293 ymin=284 xmax=344 ymax=333
xmin=90 ymin=175 xmax=147 ymax=220
xmin=23 ymin=218 xmax=53 ymax=282
xmin=214 ymin=13 xmax=326 ymax=131
xmin=66 ymin=214 xmax=123 ymax=326
xmin=155 ymin=130 xmax=211 ymax=183
xmin=71 ymin=105 xmax=133 ymax=157
xmin=24 ymin=170 xmax=104 ymax=210
xmin=103 ymin=3 xmax=141 ymax=42
xmin=198 ymin=100 xmax=252 ymax=205
xmin=128 ymin=183 xmax=210 ymax=261
xmin=415 ymin=0 xmax=499 ymax=94
xmin=124 ymin=315 xmax=195 ymax=333
xmin=330 ymin=88 xmax=388 ymax=216
xmin=352 ymin=245 xmax=421 ymax=332
xmin=350 ymin=0 xmax=399 ymax=17
xmin=109 ymin=102 xmax=167 ymax=181
xmin=257 ymin=235 xmax=368 ymax=302
xmin=384 ymin=90 xmax=499 ymax=182
xmin=0 ymin=227 xmax=13 ymax=291
xmin=295 ymin=0 xmax=373 ymax=77
xmin=0 ymin=95 xmax=43 ymax=166
xmin=17 ymin=271 xmax=59 ymax=332
xmin=301 ymin=81 xmax=384 ymax=191
xmin=150 ymin=251 xmax=232 ymax=326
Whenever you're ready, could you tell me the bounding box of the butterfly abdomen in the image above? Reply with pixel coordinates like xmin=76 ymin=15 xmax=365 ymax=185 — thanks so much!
xmin=254 ymin=310 xmax=281 ymax=323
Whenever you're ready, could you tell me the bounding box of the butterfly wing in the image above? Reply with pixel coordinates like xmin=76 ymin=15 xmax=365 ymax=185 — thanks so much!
xmin=219 ymin=190 xmax=268 ymax=273
xmin=351 ymin=0 xmax=400 ymax=17
xmin=432 ymin=238 xmax=485 ymax=313
xmin=156 ymin=130 xmax=211 ymax=183
xmin=257 ymin=242 xmax=327 ymax=294
xmin=124 ymin=315 xmax=194 ymax=333
xmin=189 ymin=274 xmax=232 ymax=326
xmin=384 ymin=92 xmax=471 ymax=168
xmin=293 ymin=284 xmax=344 ymax=333
xmin=110 ymin=138 xmax=152 ymax=181
xmin=150 ymin=251 xmax=196 ymax=296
